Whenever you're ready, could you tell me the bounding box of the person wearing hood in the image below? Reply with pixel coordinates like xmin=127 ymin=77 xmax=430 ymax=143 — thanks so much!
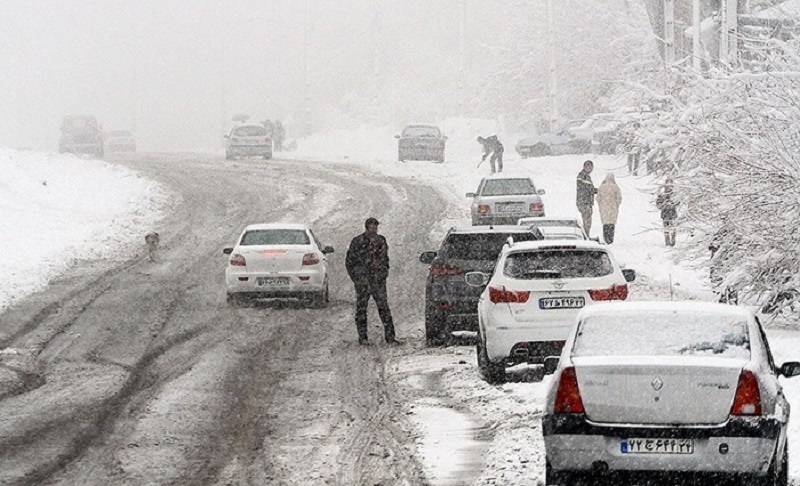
xmin=595 ymin=172 xmax=622 ymax=244
xmin=656 ymin=178 xmax=679 ymax=246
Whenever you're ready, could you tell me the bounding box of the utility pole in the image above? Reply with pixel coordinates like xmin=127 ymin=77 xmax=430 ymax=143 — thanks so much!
xmin=693 ymin=0 xmax=701 ymax=71
xmin=546 ymin=0 xmax=558 ymax=131
xmin=720 ymin=0 xmax=739 ymax=65
xmin=304 ymin=0 xmax=311 ymax=136
xmin=664 ymin=0 xmax=675 ymax=64
xmin=458 ymin=0 xmax=466 ymax=115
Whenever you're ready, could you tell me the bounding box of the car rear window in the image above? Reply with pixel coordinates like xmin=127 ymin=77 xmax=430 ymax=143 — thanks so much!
xmin=234 ymin=126 xmax=267 ymax=137
xmin=240 ymin=229 xmax=310 ymax=245
xmin=481 ymin=178 xmax=536 ymax=196
xmin=402 ymin=126 xmax=440 ymax=138
xmin=503 ymin=249 xmax=613 ymax=279
xmin=441 ymin=232 xmax=538 ymax=260
xmin=572 ymin=312 xmax=751 ymax=359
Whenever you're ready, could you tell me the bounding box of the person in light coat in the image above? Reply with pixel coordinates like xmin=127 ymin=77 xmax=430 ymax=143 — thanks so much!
xmin=595 ymin=172 xmax=622 ymax=244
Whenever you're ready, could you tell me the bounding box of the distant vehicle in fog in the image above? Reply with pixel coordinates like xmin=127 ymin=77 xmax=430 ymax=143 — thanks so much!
xmin=395 ymin=124 xmax=447 ymax=163
xmin=59 ymin=115 xmax=104 ymax=157
xmin=103 ymin=130 xmax=136 ymax=153
xmin=224 ymin=123 xmax=272 ymax=160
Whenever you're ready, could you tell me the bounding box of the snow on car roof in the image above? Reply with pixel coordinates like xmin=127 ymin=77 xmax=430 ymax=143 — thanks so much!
xmin=577 ymin=300 xmax=754 ymax=319
xmin=450 ymin=225 xmax=537 ymax=234
xmin=503 ymin=238 xmax=603 ymax=251
xmin=243 ymin=223 xmax=309 ymax=231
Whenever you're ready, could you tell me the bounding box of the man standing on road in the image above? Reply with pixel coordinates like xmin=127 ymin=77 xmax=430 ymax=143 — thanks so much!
xmin=576 ymin=160 xmax=598 ymax=238
xmin=345 ymin=217 xmax=400 ymax=346
xmin=477 ymin=135 xmax=504 ymax=174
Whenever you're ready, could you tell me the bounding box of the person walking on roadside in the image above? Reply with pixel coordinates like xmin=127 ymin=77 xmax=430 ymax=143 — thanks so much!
xmin=345 ymin=217 xmax=400 ymax=346
xmin=576 ymin=160 xmax=598 ymax=238
xmin=656 ymin=177 xmax=679 ymax=247
xmin=596 ymin=172 xmax=622 ymax=244
xmin=477 ymin=135 xmax=504 ymax=174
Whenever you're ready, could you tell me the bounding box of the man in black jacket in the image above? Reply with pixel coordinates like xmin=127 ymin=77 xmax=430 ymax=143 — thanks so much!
xmin=477 ymin=135 xmax=504 ymax=174
xmin=345 ymin=217 xmax=399 ymax=345
xmin=576 ymin=160 xmax=598 ymax=237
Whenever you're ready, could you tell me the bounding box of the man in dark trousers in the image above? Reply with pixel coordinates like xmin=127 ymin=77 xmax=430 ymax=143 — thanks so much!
xmin=576 ymin=160 xmax=598 ymax=238
xmin=345 ymin=217 xmax=400 ymax=346
xmin=477 ymin=135 xmax=504 ymax=174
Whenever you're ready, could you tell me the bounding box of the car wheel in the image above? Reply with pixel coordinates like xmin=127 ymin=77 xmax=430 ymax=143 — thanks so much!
xmin=531 ymin=143 xmax=552 ymax=157
xmin=310 ymin=281 xmax=329 ymax=308
xmin=425 ymin=307 xmax=446 ymax=346
xmin=545 ymin=461 xmax=583 ymax=486
xmin=476 ymin=334 xmax=506 ymax=384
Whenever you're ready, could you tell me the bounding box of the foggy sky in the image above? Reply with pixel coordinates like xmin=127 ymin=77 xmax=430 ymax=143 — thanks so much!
xmin=0 ymin=1 xmax=482 ymax=152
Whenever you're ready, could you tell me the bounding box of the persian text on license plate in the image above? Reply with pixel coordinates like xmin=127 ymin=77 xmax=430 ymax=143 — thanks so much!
xmin=621 ymin=438 xmax=694 ymax=454
xmin=256 ymin=277 xmax=289 ymax=286
xmin=497 ymin=203 xmax=525 ymax=213
xmin=539 ymin=297 xmax=585 ymax=309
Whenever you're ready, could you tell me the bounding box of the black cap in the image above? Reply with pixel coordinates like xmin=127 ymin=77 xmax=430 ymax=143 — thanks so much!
xmin=365 ymin=217 xmax=380 ymax=227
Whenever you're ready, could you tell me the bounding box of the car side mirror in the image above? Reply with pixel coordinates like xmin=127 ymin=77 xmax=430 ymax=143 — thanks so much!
xmin=622 ymin=269 xmax=636 ymax=282
xmin=466 ymin=192 xmax=476 ymax=198
xmin=394 ymin=134 xmax=400 ymax=139
xmin=537 ymin=189 xmax=546 ymax=195
xmin=464 ymin=271 xmax=489 ymax=287
xmin=780 ymin=361 xmax=800 ymax=378
xmin=322 ymin=246 xmax=335 ymax=254
xmin=223 ymin=247 xmax=233 ymax=255
xmin=543 ymin=356 xmax=560 ymax=375
xmin=419 ymin=251 xmax=437 ymax=264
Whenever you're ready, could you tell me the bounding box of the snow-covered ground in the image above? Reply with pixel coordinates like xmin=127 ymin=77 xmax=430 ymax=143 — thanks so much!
xmin=2 ymin=117 xmax=799 ymax=484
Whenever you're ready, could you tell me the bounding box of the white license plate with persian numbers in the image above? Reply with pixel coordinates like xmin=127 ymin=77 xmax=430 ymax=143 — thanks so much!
xmin=621 ymin=438 xmax=694 ymax=454
xmin=496 ymin=203 xmax=525 ymax=213
xmin=256 ymin=277 xmax=289 ymax=286
xmin=539 ymin=297 xmax=585 ymax=309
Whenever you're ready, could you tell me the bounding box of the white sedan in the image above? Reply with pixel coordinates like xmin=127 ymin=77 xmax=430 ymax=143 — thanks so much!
xmin=223 ymin=223 xmax=333 ymax=307
xmin=543 ymin=301 xmax=800 ymax=486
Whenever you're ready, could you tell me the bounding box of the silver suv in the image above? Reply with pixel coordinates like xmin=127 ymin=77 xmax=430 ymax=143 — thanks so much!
xmin=468 ymin=175 xmax=546 ymax=225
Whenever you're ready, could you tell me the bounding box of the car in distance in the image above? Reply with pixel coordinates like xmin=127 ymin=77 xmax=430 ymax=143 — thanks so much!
xmin=419 ymin=225 xmax=543 ymax=346
xmin=104 ymin=130 xmax=137 ymax=153
xmin=468 ymin=175 xmax=546 ymax=226
xmin=59 ymin=114 xmax=104 ymax=157
xmin=515 ymin=119 xmax=591 ymax=158
xmin=395 ymin=124 xmax=447 ymax=163
xmin=466 ymin=239 xmax=635 ymax=384
xmin=517 ymin=216 xmax=588 ymax=240
xmin=223 ymin=223 xmax=333 ymax=307
xmin=542 ymin=301 xmax=800 ymax=486
xmin=225 ymin=123 xmax=273 ymax=160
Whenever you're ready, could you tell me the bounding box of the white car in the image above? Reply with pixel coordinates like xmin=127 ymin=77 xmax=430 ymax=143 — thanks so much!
xmin=465 ymin=239 xmax=635 ymax=384
xmin=223 ymin=223 xmax=333 ymax=307
xmin=103 ymin=129 xmax=136 ymax=152
xmin=467 ymin=175 xmax=546 ymax=226
xmin=225 ymin=123 xmax=272 ymax=160
xmin=543 ymin=301 xmax=800 ymax=486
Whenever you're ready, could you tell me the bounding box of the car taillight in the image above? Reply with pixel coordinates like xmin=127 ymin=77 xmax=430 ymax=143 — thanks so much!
xmin=431 ymin=262 xmax=462 ymax=276
xmin=230 ymin=254 xmax=246 ymax=266
xmin=478 ymin=204 xmax=490 ymax=214
xmin=302 ymin=253 xmax=320 ymax=266
xmin=588 ymin=283 xmax=628 ymax=301
xmin=530 ymin=202 xmax=544 ymax=212
xmin=731 ymin=369 xmax=762 ymax=416
xmin=554 ymin=366 xmax=585 ymax=414
xmin=488 ymin=285 xmax=530 ymax=303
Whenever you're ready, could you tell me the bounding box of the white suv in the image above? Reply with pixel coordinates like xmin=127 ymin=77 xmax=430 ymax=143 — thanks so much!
xmin=466 ymin=239 xmax=635 ymax=384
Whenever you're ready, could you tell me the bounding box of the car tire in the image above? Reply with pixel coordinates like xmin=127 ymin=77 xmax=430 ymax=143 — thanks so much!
xmin=545 ymin=462 xmax=583 ymax=486
xmin=310 ymin=282 xmax=329 ymax=309
xmin=477 ymin=334 xmax=506 ymax=384
xmin=531 ymin=143 xmax=552 ymax=157
xmin=425 ymin=307 xmax=446 ymax=346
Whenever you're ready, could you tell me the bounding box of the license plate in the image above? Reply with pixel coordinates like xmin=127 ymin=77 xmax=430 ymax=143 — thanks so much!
xmin=621 ymin=438 xmax=694 ymax=454
xmin=256 ymin=277 xmax=289 ymax=286
xmin=496 ymin=203 xmax=525 ymax=213
xmin=539 ymin=297 xmax=585 ymax=309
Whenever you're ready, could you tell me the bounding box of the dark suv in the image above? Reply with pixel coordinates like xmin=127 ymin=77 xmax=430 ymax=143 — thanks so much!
xmin=419 ymin=225 xmax=543 ymax=346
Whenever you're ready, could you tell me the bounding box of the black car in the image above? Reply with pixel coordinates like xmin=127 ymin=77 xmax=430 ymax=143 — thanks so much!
xmin=419 ymin=225 xmax=543 ymax=346
xmin=395 ymin=124 xmax=447 ymax=163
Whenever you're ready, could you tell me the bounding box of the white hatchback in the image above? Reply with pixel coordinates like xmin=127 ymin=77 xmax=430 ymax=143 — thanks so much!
xmin=466 ymin=239 xmax=635 ymax=383
xmin=543 ymin=301 xmax=800 ymax=485
xmin=223 ymin=223 xmax=333 ymax=307
xmin=225 ymin=123 xmax=273 ymax=160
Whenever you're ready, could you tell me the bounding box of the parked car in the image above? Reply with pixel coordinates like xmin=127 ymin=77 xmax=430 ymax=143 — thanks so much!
xmin=543 ymin=301 xmax=800 ymax=486
xmin=517 ymin=216 xmax=588 ymax=240
xmin=419 ymin=225 xmax=543 ymax=346
xmin=103 ymin=130 xmax=136 ymax=153
xmin=395 ymin=124 xmax=447 ymax=162
xmin=223 ymin=223 xmax=333 ymax=307
xmin=225 ymin=123 xmax=272 ymax=160
xmin=515 ymin=119 xmax=590 ymax=158
xmin=468 ymin=175 xmax=546 ymax=225
xmin=59 ymin=114 xmax=104 ymax=157
xmin=465 ymin=239 xmax=635 ymax=384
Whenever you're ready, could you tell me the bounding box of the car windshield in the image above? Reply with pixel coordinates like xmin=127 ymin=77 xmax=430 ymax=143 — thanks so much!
xmin=481 ymin=178 xmax=536 ymax=196
xmin=240 ymin=229 xmax=310 ymax=245
xmin=233 ymin=126 xmax=267 ymax=137
xmin=442 ymin=232 xmax=538 ymax=260
xmin=572 ymin=311 xmax=751 ymax=359
xmin=504 ymin=249 xmax=613 ymax=279
xmin=402 ymin=126 xmax=440 ymax=137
